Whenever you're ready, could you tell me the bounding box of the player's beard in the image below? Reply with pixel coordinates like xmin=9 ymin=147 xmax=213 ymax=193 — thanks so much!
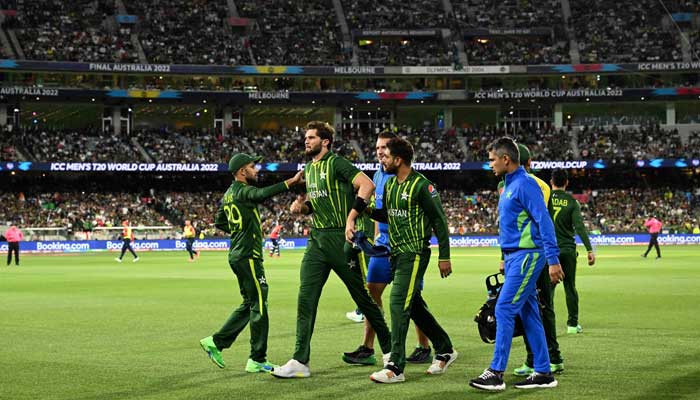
xmin=383 ymin=160 xmax=398 ymax=174
xmin=305 ymin=143 xmax=322 ymax=158
xmin=245 ymin=172 xmax=258 ymax=184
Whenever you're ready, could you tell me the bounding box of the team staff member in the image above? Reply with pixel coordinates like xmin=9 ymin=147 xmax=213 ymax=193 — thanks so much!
xmin=366 ymin=137 xmax=456 ymax=384
xmin=272 ymin=121 xmax=391 ymax=379
xmin=642 ymin=215 xmax=662 ymax=259
xmin=343 ymin=132 xmax=433 ymax=366
xmin=199 ymin=153 xmax=304 ymax=373
xmin=510 ymin=144 xmax=564 ymax=376
xmin=5 ymin=223 xmax=23 ymax=266
xmin=549 ymin=169 xmax=595 ymax=335
xmin=469 ymin=137 xmax=563 ymax=391
xmin=183 ymin=220 xmax=199 ymax=262
xmin=115 ymin=220 xmax=139 ymax=263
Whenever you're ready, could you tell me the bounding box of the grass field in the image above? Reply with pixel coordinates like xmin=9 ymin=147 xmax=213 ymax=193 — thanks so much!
xmin=1 ymin=246 xmax=699 ymax=400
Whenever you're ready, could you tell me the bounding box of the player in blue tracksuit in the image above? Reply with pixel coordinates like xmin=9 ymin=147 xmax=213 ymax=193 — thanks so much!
xmin=470 ymin=137 xmax=564 ymax=391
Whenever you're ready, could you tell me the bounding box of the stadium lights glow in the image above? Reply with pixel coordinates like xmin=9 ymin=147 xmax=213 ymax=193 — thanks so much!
xmin=561 ymin=75 xmax=566 ymax=79
xmin=148 ymin=99 xmax=152 ymax=103
xmin=203 ymin=109 xmax=208 ymax=113
xmin=420 ymin=100 xmax=424 ymax=103
xmin=36 ymin=97 xmax=40 ymax=100
xmin=476 ymin=38 xmax=489 ymax=44
xmin=586 ymin=98 xmax=590 ymax=102
xmin=13 ymin=108 xmax=19 ymax=112
xmin=159 ymin=76 xmax=163 ymax=80
xmin=476 ymin=100 xmax=480 ymax=103
xmin=367 ymin=101 xmax=371 ymax=104
xmin=596 ymin=75 xmax=600 ymax=81
xmin=312 ymin=100 xmax=316 ymax=104
xmin=258 ymin=100 xmax=262 ymax=104
xmin=203 ymin=100 xmax=207 ymax=104
xmin=91 ymin=98 xmax=95 ymax=102
xmin=641 ymin=97 xmax=645 ymax=100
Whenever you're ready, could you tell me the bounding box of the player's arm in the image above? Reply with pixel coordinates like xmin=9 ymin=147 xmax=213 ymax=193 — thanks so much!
xmin=341 ymin=162 xmax=375 ymax=241
xmin=418 ymin=184 xmax=451 ymax=278
xmin=519 ymin=182 xmax=563 ymax=283
xmin=214 ymin=203 xmax=231 ymax=233
xmin=240 ymin=170 xmax=304 ymax=203
xmin=572 ymin=200 xmax=595 ymax=265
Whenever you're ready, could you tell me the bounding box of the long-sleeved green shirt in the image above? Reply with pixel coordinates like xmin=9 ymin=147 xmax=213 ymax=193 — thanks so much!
xmin=371 ymin=169 xmax=450 ymax=260
xmin=215 ymin=180 xmax=289 ymax=260
xmin=548 ymin=189 xmax=593 ymax=253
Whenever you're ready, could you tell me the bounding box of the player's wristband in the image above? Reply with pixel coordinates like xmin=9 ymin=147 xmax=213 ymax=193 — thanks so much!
xmin=303 ymin=201 xmax=314 ymax=215
xmin=352 ymin=196 xmax=368 ymax=213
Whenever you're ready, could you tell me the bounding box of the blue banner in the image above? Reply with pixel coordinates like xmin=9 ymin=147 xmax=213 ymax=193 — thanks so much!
xmin=3 ymin=234 xmax=700 ymax=253
xmin=2 ymin=159 xmax=698 ymax=173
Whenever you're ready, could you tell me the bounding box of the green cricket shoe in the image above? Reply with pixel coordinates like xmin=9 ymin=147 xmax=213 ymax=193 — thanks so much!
xmin=513 ymin=363 xmax=534 ymax=376
xmin=245 ymin=359 xmax=278 ymax=373
xmin=514 ymin=363 xmax=564 ymax=376
xmin=199 ymin=336 xmax=225 ymax=368
xmin=567 ymin=325 xmax=583 ymax=334
xmin=550 ymin=363 xmax=565 ymax=374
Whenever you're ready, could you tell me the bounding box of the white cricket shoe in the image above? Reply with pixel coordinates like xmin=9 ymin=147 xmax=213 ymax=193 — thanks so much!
xmin=270 ymin=359 xmax=310 ymax=379
xmin=426 ymin=350 xmax=458 ymax=375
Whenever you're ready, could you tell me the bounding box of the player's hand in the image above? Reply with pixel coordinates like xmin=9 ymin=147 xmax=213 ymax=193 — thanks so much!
xmin=438 ymin=260 xmax=452 ymax=278
xmin=289 ymin=170 xmax=305 ymax=187
xmin=345 ymin=218 xmax=356 ymax=243
xmin=587 ymin=252 xmax=596 ymax=266
xmin=549 ymin=264 xmax=564 ymax=284
xmin=290 ymin=194 xmax=305 ymax=214
xmin=499 ymin=260 xmax=505 ymax=274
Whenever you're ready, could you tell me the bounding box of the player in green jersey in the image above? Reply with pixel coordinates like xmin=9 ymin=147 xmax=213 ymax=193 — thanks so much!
xmin=364 ymin=137 xmax=456 ymax=384
xmin=271 ymin=121 xmax=392 ymax=379
xmin=199 ymin=153 xmax=304 ymax=373
xmin=549 ymin=168 xmax=595 ymax=334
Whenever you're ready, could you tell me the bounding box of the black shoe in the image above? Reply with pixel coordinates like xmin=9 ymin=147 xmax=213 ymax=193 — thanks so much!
xmin=514 ymin=372 xmax=558 ymax=389
xmin=342 ymin=345 xmax=376 ymax=365
xmin=655 ymin=256 xmax=661 ymax=259
xmin=406 ymin=346 xmax=432 ymax=364
xmin=469 ymin=368 xmax=505 ymax=391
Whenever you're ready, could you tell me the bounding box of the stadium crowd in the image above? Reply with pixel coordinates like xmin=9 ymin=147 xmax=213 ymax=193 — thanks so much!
xmin=8 ymin=125 xmax=700 ymax=164
xmin=19 ymin=128 xmax=141 ymax=163
xmin=3 ymin=187 xmax=698 ymax=237
xmin=126 ymin=0 xmax=252 ymax=65
xmin=0 ymin=192 xmax=167 ymax=237
xmin=240 ymin=0 xmax=348 ymax=66
xmin=1 ymin=0 xmax=693 ymax=65
xmin=571 ymin=0 xmax=682 ymax=63
xmin=12 ymin=0 xmax=139 ymax=63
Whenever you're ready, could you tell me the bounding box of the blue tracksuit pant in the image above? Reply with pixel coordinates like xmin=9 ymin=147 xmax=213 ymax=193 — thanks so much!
xmin=490 ymin=249 xmax=551 ymax=373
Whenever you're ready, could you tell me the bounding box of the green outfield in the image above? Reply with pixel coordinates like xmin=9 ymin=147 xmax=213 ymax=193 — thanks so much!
xmin=1 ymin=246 xmax=698 ymax=400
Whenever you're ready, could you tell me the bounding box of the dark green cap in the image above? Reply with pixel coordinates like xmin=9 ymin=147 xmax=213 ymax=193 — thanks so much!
xmin=517 ymin=143 xmax=531 ymax=165
xmin=228 ymin=153 xmax=262 ymax=173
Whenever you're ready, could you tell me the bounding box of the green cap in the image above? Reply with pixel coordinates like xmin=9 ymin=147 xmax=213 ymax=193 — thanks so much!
xmin=228 ymin=153 xmax=263 ymax=173
xmin=517 ymin=143 xmax=531 ymax=165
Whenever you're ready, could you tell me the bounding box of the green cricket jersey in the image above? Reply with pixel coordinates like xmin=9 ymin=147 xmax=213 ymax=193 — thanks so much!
xmin=378 ymin=169 xmax=450 ymax=260
xmin=304 ymin=151 xmax=362 ymax=230
xmin=548 ymin=189 xmax=593 ymax=253
xmin=214 ymin=180 xmax=289 ymax=260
